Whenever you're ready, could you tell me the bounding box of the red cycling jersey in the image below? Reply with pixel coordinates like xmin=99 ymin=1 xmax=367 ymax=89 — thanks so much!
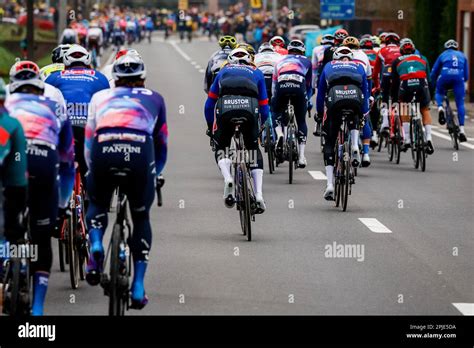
xmin=373 ymin=44 xmax=401 ymax=88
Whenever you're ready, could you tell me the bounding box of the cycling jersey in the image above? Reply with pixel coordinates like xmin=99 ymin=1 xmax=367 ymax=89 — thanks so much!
xmin=353 ymin=49 xmax=373 ymax=90
xmin=204 ymin=48 xmax=232 ymax=93
xmin=85 ymin=87 xmax=168 ymax=175
xmin=4 ymin=93 xmax=74 ymax=209
xmin=60 ymin=28 xmax=78 ymax=44
xmin=86 ymin=27 xmax=104 ymax=47
xmin=40 ymin=63 xmax=65 ymax=81
xmin=373 ymin=44 xmax=401 ymax=88
xmin=254 ymin=51 xmax=281 ymax=75
xmin=317 ymin=60 xmax=370 ymax=115
xmin=311 ymin=44 xmax=331 ymax=87
xmin=362 ymin=48 xmax=377 ymax=69
xmin=46 ymin=67 xmax=110 ymax=127
xmin=0 ymin=108 xmax=27 ymax=187
xmin=6 ymin=82 xmax=66 ymax=110
xmin=273 ymin=54 xmax=313 ymax=99
xmin=205 ymin=64 xmax=270 ymax=127
xmin=430 ymin=49 xmax=468 ymax=83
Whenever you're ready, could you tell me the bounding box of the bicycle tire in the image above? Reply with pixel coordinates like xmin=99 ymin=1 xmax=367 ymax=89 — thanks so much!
xmin=109 ymin=223 xmax=124 ymax=316
xmin=58 ymin=239 xmax=65 ymax=272
xmin=240 ymin=163 xmax=252 ymax=241
xmin=334 ymin=140 xmax=341 ymax=207
xmin=9 ymin=258 xmax=21 ymax=316
xmin=377 ymin=133 xmax=383 ymax=152
xmin=388 ymin=136 xmax=394 ymax=162
xmin=67 ymin=212 xmax=79 ymax=289
xmin=288 ymin=126 xmax=294 ymax=184
xmin=266 ymin=125 xmax=275 ymax=174
xmin=410 ymin=121 xmax=418 ymax=169
xmin=236 ymin=165 xmax=246 ymax=236
xmin=417 ymin=120 xmax=426 ymax=172
xmin=342 ymin=142 xmax=350 ymax=212
xmin=395 ymin=117 xmax=401 ymax=164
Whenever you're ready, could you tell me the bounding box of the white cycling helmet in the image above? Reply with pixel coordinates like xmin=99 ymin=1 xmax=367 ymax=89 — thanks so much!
xmin=112 ymin=54 xmax=146 ymax=81
xmin=444 ymin=39 xmax=458 ymax=49
xmin=227 ymin=47 xmax=252 ymax=65
xmin=258 ymin=42 xmax=275 ymax=54
xmin=63 ymin=44 xmax=92 ymax=67
xmin=333 ymin=46 xmax=354 ymax=61
xmin=9 ymin=60 xmax=45 ymax=93
xmin=287 ymin=39 xmax=306 ymax=54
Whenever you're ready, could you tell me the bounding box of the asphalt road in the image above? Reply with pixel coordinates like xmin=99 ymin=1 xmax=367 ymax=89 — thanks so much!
xmin=45 ymin=34 xmax=474 ymax=315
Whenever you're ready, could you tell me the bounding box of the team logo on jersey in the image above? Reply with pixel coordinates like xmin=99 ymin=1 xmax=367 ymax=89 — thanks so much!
xmin=61 ymin=69 xmax=96 ymax=76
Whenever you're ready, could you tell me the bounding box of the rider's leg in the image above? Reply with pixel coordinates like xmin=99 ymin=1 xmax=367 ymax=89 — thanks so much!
xmin=380 ymin=76 xmax=391 ymax=132
xmin=214 ymin=115 xmax=235 ymax=207
xmin=452 ymin=78 xmax=466 ymax=127
xmin=28 ymin=146 xmax=59 ymax=316
xmin=362 ymin=115 xmax=372 ymax=166
xmin=322 ymin=111 xmax=340 ymax=200
xmin=435 ymin=77 xmax=447 ymax=125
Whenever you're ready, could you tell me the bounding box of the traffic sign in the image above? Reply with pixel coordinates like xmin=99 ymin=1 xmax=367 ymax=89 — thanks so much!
xmin=320 ymin=0 xmax=355 ymax=20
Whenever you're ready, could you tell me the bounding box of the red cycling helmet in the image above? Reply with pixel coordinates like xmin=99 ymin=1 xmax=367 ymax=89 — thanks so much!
xmin=334 ymin=29 xmax=349 ymax=44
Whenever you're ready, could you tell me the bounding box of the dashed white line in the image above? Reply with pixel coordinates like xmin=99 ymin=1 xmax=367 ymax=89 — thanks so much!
xmin=308 ymin=171 xmax=327 ymax=180
xmin=358 ymin=218 xmax=392 ymax=233
xmin=169 ymin=40 xmax=191 ymax=62
xmin=452 ymin=303 xmax=474 ymax=315
xmin=191 ymin=61 xmax=197 ymax=65
xmin=199 ymin=69 xmax=205 ymax=73
xmin=195 ymin=65 xmax=202 ymax=69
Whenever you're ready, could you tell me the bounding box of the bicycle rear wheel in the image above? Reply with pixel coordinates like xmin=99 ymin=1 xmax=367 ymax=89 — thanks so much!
xmin=240 ymin=163 xmax=252 ymax=241
xmin=410 ymin=121 xmax=418 ymax=169
xmin=66 ymin=213 xmax=79 ymax=289
xmin=417 ymin=121 xmax=426 ymax=172
xmin=288 ymin=126 xmax=294 ymax=184
xmin=341 ymin=142 xmax=350 ymax=212
xmin=109 ymin=223 xmax=125 ymax=316
xmin=58 ymin=238 xmax=65 ymax=272
xmin=265 ymin=125 xmax=275 ymax=174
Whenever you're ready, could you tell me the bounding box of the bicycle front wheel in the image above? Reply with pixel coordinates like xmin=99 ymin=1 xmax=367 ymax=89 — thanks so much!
xmin=65 ymin=214 xmax=79 ymax=289
xmin=109 ymin=223 xmax=126 ymax=316
xmin=417 ymin=121 xmax=426 ymax=172
xmin=288 ymin=128 xmax=294 ymax=184
xmin=240 ymin=163 xmax=252 ymax=241
xmin=341 ymin=142 xmax=350 ymax=212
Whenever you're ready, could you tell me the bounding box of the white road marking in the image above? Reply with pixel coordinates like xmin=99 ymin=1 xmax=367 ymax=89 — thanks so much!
xmin=452 ymin=303 xmax=474 ymax=315
xmin=199 ymin=69 xmax=205 ymax=73
xmin=169 ymin=40 xmax=191 ymax=62
xmin=195 ymin=65 xmax=202 ymax=69
xmin=308 ymin=171 xmax=327 ymax=180
xmin=431 ymin=130 xmax=474 ymax=149
xmin=358 ymin=218 xmax=392 ymax=233
xmin=191 ymin=61 xmax=197 ymax=65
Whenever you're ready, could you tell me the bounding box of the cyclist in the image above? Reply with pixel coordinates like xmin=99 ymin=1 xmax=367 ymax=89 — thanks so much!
xmin=372 ymin=35 xmax=381 ymax=53
xmin=255 ymin=42 xmax=281 ymax=101
xmin=5 ymin=61 xmax=74 ymax=315
xmin=45 ymin=44 xmax=110 ymax=182
xmin=204 ymin=35 xmax=237 ymax=94
xmin=59 ymin=23 xmax=79 ymax=45
xmin=317 ymin=29 xmax=349 ymax=84
xmin=204 ymin=48 xmax=269 ymax=213
xmin=312 ymin=34 xmax=334 ymax=89
xmin=110 ymin=23 xmax=125 ymax=50
xmin=272 ymin=40 xmax=313 ymax=168
xmin=103 ymin=48 xmax=141 ymax=87
xmin=373 ymin=32 xmax=401 ymax=135
xmin=270 ymin=36 xmax=288 ymax=55
xmin=0 ymin=79 xmax=28 ymax=279
xmin=342 ymin=36 xmax=373 ymax=166
xmin=317 ymin=47 xmax=369 ymax=200
xmin=431 ymin=39 xmax=469 ymax=142
xmin=391 ymin=39 xmax=434 ymax=154
xmin=40 ymin=44 xmax=70 ymax=80
xmin=86 ymin=21 xmax=104 ymax=68
xmin=85 ymin=54 xmax=168 ymax=309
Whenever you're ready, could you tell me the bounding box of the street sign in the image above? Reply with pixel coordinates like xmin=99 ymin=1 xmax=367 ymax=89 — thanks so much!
xmin=320 ymin=0 xmax=355 ymax=20
xmin=178 ymin=0 xmax=188 ymax=10
xmin=250 ymin=0 xmax=262 ymax=9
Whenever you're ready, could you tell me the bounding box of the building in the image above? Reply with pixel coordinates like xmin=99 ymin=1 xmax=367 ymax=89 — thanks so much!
xmin=457 ymin=0 xmax=474 ymax=102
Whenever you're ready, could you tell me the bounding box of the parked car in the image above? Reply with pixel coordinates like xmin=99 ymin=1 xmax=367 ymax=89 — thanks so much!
xmin=288 ymin=24 xmax=320 ymax=41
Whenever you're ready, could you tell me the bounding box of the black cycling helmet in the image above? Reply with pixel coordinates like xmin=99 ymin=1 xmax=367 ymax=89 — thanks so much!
xmin=52 ymin=44 xmax=72 ymax=64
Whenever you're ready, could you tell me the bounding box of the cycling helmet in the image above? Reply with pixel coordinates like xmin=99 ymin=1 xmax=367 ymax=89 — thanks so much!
xmin=269 ymin=36 xmax=286 ymax=48
xmin=8 ymin=60 xmax=44 ymax=93
xmin=0 ymin=78 xmax=6 ymax=101
xmin=371 ymin=35 xmax=381 ymax=47
xmin=235 ymin=42 xmax=256 ymax=58
xmin=334 ymin=29 xmax=349 ymax=44
xmin=321 ymin=34 xmax=334 ymax=45
xmin=333 ymin=46 xmax=354 ymax=61
xmin=52 ymin=44 xmax=72 ymax=63
xmin=379 ymin=32 xmax=388 ymax=43
xmin=384 ymin=32 xmax=400 ymax=44
xmin=287 ymin=39 xmax=306 ymax=55
xmin=218 ymin=35 xmax=237 ymax=49
xmin=444 ymin=39 xmax=458 ymax=49
xmin=360 ymin=37 xmax=373 ymax=49
xmin=63 ymin=44 xmax=91 ymax=67
xmin=360 ymin=34 xmax=372 ymax=40
xmin=227 ymin=47 xmax=252 ymax=65
xmin=342 ymin=36 xmax=360 ymax=49
xmin=115 ymin=48 xmax=141 ymax=60
xmin=400 ymin=38 xmax=415 ymax=54
xmin=258 ymin=42 xmax=275 ymax=53
xmin=112 ymin=54 xmax=146 ymax=81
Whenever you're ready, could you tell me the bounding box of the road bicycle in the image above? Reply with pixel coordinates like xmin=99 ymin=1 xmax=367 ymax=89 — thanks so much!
xmin=334 ymin=110 xmax=357 ymax=212
xmin=58 ymin=163 xmax=88 ymax=289
xmin=387 ymin=106 xmax=402 ymax=164
xmin=230 ymin=118 xmax=257 ymax=241
xmin=262 ymin=120 xmax=276 ymax=174
xmin=443 ymin=94 xmax=460 ymax=150
xmin=1 ymin=210 xmax=31 ymax=316
xmin=409 ymin=94 xmax=427 ymax=172
xmin=284 ymin=100 xmax=299 ymax=184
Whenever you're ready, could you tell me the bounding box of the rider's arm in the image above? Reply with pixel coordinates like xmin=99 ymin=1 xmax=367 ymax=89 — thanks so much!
xmin=3 ymin=117 xmax=28 ymax=187
xmin=204 ymin=71 xmax=220 ymax=129
xmin=316 ymin=66 xmax=327 ymax=115
xmin=373 ymin=53 xmax=382 ymax=89
xmin=153 ymin=97 xmax=168 ymax=176
xmin=257 ymin=71 xmax=269 ymax=124
xmin=390 ymin=59 xmax=400 ymax=102
xmin=430 ymin=55 xmax=442 ymax=84
xmin=305 ymin=60 xmax=313 ymax=99
xmin=85 ymin=94 xmax=98 ymax=170
xmin=57 ymin=115 xmax=75 ymax=209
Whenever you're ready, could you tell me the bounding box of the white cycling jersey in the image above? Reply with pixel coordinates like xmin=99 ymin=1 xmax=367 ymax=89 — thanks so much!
xmin=352 ymin=49 xmax=372 ymax=79
xmin=254 ymin=51 xmax=281 ymax=75
xmin=86 ymin=27 xmax=103 ymax=46
xmin=59 ymin=28 xmax=78 ymax=44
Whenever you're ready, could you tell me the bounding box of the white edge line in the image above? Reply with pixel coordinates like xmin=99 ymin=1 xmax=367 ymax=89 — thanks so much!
xmin=452 ymin=303 xmax=474 ymax=315
xmin=169 ymin=41 xmax=191 ymax=62
xmin=431 ymin=130 xmax=474 ymax=149
xmin=308 ymin=171 xmax=327 ymax=180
